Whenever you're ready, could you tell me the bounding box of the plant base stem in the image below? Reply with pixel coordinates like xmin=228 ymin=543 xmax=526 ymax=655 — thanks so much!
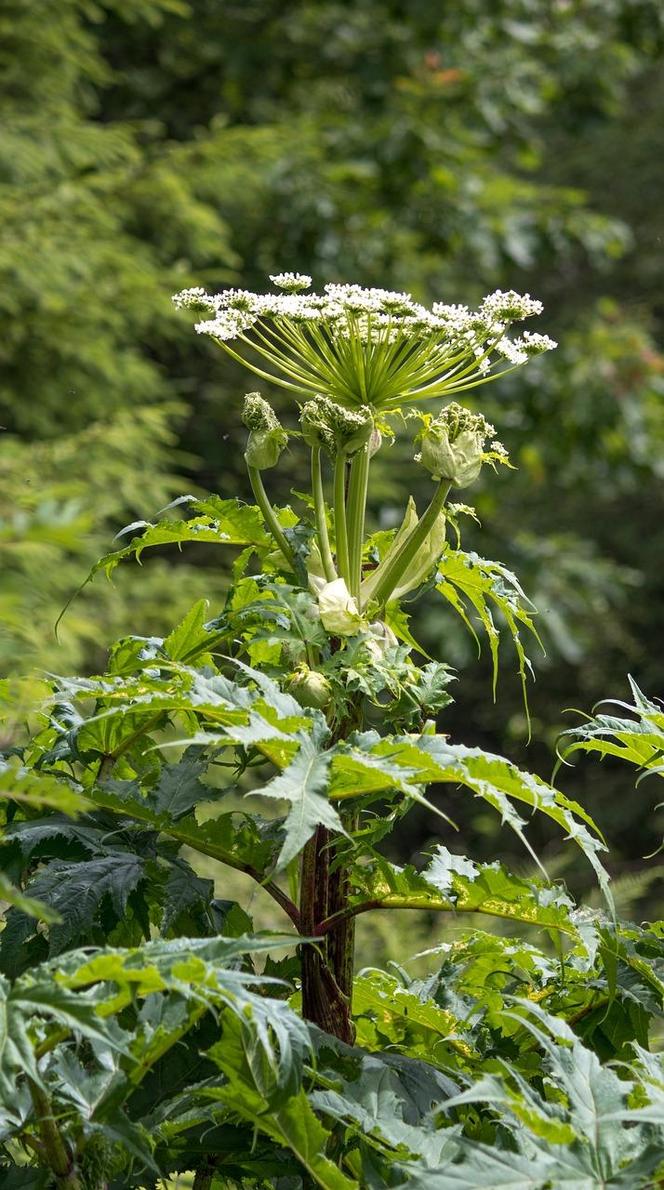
xmin=28 ymin=1080 xmax=82 ymax=1188
xmin=300 ymin=827 xmax=354 ymax=1043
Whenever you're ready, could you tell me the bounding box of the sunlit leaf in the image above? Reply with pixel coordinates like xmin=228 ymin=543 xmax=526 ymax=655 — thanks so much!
xmin=434 ymin=547 xmax=542 ymax=712
xmin=347 ymin=850 xmax=579 ymax=937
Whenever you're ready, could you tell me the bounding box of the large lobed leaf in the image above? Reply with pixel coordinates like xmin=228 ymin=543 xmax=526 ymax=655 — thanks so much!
xmin=329 ymin=731 xmax=609 ymax=895
xmin=92 ymin=495 xmax=273 ymax=577
xmin=414 ymin=1001 xmax=664 ymax=1190
xmin=345 ymin=849 xmax=579 ymax=938
xmin=560 ymin=676 xmax=664 ymax=782
xmin=434 ymin=547 xmax=543 ymax=710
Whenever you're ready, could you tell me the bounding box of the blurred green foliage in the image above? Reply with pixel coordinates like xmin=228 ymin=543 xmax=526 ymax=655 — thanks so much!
xmin=2 ymin=0 xmax=664 ymax=902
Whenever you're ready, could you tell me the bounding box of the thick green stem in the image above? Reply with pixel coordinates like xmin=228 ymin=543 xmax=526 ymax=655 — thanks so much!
xmin=333 ymin=451 xmax=350 ymax=584
xmin=346 ymin=446 xmax=370 ymax=600
xmin=28 ymin=1080 xmax=81 ymax=1188
xmin=247 ymin=465 xmax=298 ymax=572
xmin=369 ymin=480 xmax=451 ymax=608
xmin=311 ymin=447 xmax=337 ymax=583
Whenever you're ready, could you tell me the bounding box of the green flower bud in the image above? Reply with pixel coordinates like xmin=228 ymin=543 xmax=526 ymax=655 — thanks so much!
xmin=300 ymin=396 xmax=373 ymax=456
xmin=318 ymin=577 xmax=364 ymax=636
xmin=415 ymin=403 xmax=494 ymax=489
xmin=242 ymin=393 xmax=287 ymax=469
xmin=300 ymin=399 xmax=335 ymax=455
xmin=365 ymin=619 xmax=399 ymax=661
xmin=242 ymin=392 xmax=278 ymax=431
xmin=287 ymin=665 xmax=332 ymax=710
xmin=245 ymin=426 xmax=288 ymax=469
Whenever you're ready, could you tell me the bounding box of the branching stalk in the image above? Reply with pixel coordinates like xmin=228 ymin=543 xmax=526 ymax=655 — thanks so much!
xmin=311 ymin=446 xmax=337 ymax=583
xmin=346 ymin=445 xmax=370 ymax=600
xmin=369 ymin=479 xmax=451 ymax=608
xmin=247 ymin=464 xmax=298 ymax=572
xmin=333 ymin=451 xmax=350 ymax=583
xmin=28 ymin=1079 xmax=81 ymax=1188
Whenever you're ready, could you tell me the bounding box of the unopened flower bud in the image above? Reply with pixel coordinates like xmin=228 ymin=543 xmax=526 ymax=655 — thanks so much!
xmin=415 ymin=403 xmax=494 ymax=489
xmin=300 ymin=399 xmax=335 ymax=455
xmin=242 ymin=393 xmax=287 ymax=470
xmin=368 ymin=427 xmax=382 ymax=458
xmin=318 ymin=578 xmax=363 ymax=636
xmin=365 ymin=620 xmax=399 ymax=662
xmin=287 ymin=665 xmax=332 ymax=710
xmin=300 ymin=396 xmax=373 ymax=457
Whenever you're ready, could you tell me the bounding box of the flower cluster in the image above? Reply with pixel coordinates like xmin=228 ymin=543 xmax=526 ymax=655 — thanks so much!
xmin=300 ymin=396 xmax=373 ymax=457
xmin=173 ymin=277 xmax=556 ymax=409
xmin=269 ymin=272 xmax=312 ymax=291
xmin=241 ymin=393 xmax=287 ymax=470
xmin=415 ymin=402 xmax=500 ymax=488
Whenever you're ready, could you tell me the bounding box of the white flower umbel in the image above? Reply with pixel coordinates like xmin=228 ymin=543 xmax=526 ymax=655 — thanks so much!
xmin=173 ymin=277 xmax=556 ymax=410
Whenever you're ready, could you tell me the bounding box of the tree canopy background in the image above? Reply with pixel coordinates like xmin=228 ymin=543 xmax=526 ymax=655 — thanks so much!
xmin=2 ymin=0 xmax=663 ymax=912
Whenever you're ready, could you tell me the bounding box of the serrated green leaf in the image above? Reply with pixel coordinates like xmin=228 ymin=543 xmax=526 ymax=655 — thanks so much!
xmin=432 ymin=1000 xmax=664 ymax=1190
xmin=1 ymin=816 xmax=107 ymax=862
xmin=329 ymin=735 xmax=457 ymax=830
xmin=434 ymin=547 xmax=542 ymax=713
xmin=161 ymin=858 xmax=214 ymax=934
xmin=310 ymin=1058 xmax=456 ymax=1167
xmin=257 ymin=725 xmax=343 ymax=870
xmin=401 ymin=1145 xmax=556 ymax=1189
xmin=150 ymin=751 xmax=212 ymax=822
xmin=93 ymin=496 xmax=272 ymax=579
xmin=0 ymin=969 xmax=127 ymax=1107
xmin=560 ymin=678 xmax=664 ymax=784
xmin=88 ymin=776 xmax=283 ymax=882
xmin=0 ymin=875 xmax=61 ymax=925
xmin=331 ymin=732 xmax=608 ymax=893
xmin=347 ymin=850 xmax=579 ymax=937
xmin=1 ymin=853 xmax=146 ymax=957
xmin=163 ymin=598 xmax=224 ymax=664
xmin=0 ymin=760 xmax=89 ymax=817
xmin=208 ymin=1015 xmax=357 ymax=1189
xmin=352 ymin=969 xmax=463 ymax=1062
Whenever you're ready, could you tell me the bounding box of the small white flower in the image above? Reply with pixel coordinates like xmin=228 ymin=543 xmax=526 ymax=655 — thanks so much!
xmin=490 ymin=440 xmax=509 ymax=461
xmin=495 ymin=337 xmax=529 ymax=366
xmin=517 ymin=330 xmax=558 ymax=355
xmin=480 ymin=289 xmax=543 ymax=322
xmin=269 ymin=272 xmax=312 ymax=292
xmin=172 ymin=287 xmax=216 ymax=312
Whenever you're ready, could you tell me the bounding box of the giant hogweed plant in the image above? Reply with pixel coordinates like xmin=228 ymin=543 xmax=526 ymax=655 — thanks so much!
xmin=1 ymin=277 xmax=663 ymax=1188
